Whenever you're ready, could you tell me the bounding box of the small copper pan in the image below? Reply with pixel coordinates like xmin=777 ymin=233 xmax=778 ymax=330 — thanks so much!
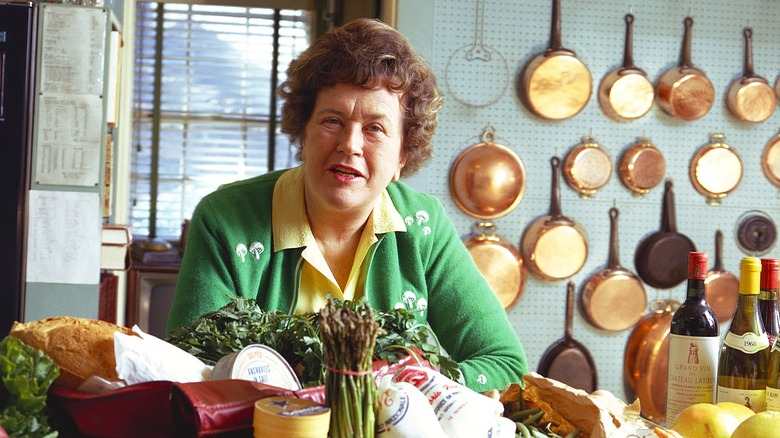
xmin=562 ymin=135 xmax=612 ymax=199
xmin=761 ymin=133 xmax=780 ymax=188
xmin=520 ymin=0 xmax=592 ymax=120
xmin=727 ymin=27 xmax=776 ymax=123
xmin=521 ymin=156 xmax=588 ymax=281
xmin=656 ymin=16 xmax=714 ymax=121
xmin=581 ymin=207 xmax=647 ymax=332
xmin=598 ymin=13 xmax=654 ymax=121
xmin=618 ymin=137 xmax=666 ymax=198
xmin=449 ymin=126 xmax=526 ymax=219
xmin=705 ymin=229 xmax=739 ymax=323
xmin=689 ymin=133 xmax=743 ymax=206
xmin=464 ymin=222 xmax=526 ymax=311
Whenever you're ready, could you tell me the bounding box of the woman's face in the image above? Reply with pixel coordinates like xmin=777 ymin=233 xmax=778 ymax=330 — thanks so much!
xmin=301 ymin=83 xmax=406 ymax=219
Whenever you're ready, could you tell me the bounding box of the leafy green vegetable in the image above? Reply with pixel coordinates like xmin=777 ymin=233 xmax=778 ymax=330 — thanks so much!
xmin=0 ymin=336 xmax=60 ymax=438
xmin=166 ymin=297 xmax=463 ymax=387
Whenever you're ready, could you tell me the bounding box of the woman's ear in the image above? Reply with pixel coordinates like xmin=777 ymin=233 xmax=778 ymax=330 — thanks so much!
xmin=393 ymin=154 xmax=406 ymax=181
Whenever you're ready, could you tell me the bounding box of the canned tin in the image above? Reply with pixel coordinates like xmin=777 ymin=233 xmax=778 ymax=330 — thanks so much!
xmin=211 ymin=344 xmax=302 ymax=390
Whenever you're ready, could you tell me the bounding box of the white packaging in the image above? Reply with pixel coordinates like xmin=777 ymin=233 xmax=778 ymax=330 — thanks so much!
xmin=375 ymin=375 xmax=447 ymax=438
xmin=392 ymin=366 xmax=505 ymax=438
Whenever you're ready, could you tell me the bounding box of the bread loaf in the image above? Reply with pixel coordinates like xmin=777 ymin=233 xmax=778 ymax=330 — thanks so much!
xmin=9 ymin=316 xmax=136 ymax=389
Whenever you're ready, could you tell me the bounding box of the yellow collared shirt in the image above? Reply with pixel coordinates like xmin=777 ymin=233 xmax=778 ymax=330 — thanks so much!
xmin=271 ymin=166 xmax=406 ymax=313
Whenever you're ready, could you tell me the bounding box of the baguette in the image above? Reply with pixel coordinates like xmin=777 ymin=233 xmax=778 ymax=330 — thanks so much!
xmin=9 ymin=316 xmax=136 ymax=389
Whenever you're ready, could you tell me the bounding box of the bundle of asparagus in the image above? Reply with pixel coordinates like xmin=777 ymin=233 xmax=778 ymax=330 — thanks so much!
xmin=319 ymin=299 xmax=380 ymax=438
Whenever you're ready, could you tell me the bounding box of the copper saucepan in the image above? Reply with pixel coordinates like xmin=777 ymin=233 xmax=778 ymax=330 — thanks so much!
xmin=581 ymin=207 xmax=647 ymax=332
xmin=618 ymin=137 xmax=666 ymax=198
xmin=656 ymin=16 xmax=714 ymax=121
xmin=463 ymin=222 xmax=527 ymax=311
xmin=761 ymin=133 xmax=780 ymax=188
xmin=520 ymin=0 xmax=591 ymax=120
xmin=562 ymin=135 xmax=612 ymax=199
xmin=689 ymin=133 xmax=743 ymax=206
xmin=726 ymin=27 xmax=776 ymax=123
xmin=521 ymin=156 xmax=588 ymax=281
xmin=705 ymin=229 xmax=739 ymax=323
xmin=634 ymin=179 xmax=696 ymax=289
xmin=598 ymin=13 xmax=654 ymax=121
xmin=449 ymin=126 xmax=526 ymax=219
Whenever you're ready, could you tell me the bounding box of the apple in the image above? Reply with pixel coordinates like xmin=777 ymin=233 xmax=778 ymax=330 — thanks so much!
xmin=671 ymin=403 xmax=740 ymax=438
xmin=714 ymin=401 xmax=754 ymax=423
xmin=730 ymin=410 xmax=780 ymax=438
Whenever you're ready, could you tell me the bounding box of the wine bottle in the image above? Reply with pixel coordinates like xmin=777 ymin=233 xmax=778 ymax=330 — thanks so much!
xmin=717 ymin=257 xmax=771 ymax=412
xmin=666 ymin=251 xmax=720 ymax=426
xmin=764 ymin=258 xmax=780 ymax=412
xmin=760 ymin=258 xmax=780 ymax=348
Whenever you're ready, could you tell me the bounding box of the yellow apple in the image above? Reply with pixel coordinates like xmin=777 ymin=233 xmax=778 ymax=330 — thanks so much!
xmin=714 ymin=401 xmax=755 ymax=423
xmin=671 ymin=403 xmax=740 ymax=438
xmin=731 ymin=410 xmax=780 ymax=438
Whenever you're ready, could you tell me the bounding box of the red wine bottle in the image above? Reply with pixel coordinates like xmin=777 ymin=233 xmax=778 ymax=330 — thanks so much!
xmin=667 ymin=251 xmax=720 ymax=426
xmin=760 ymin=258 xmax=780 ymax=348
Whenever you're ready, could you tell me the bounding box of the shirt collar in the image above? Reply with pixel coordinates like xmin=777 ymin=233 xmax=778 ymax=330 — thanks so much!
xmin=272 ymin=166 xmax=407 ymax=252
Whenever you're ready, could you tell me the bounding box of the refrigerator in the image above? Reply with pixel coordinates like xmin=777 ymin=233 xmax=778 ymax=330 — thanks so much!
xmin=0 ymin=2 xmax=35 ymax=337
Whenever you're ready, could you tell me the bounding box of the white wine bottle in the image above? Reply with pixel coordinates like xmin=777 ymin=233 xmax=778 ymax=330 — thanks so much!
xmin=717 ymin=257 xmax=771 ymax=412
xmin=765 ymin=258 xmax=780 ymax=412
xmin=666 ymin=252 xmax=720 ymax=426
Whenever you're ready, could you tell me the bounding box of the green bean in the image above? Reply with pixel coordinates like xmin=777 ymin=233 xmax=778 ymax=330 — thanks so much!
xmin=508 ymin=406 xmax=542 ymax=422
xmin=515 ymin=421 xmax=532 ymax=438
xmin=522 ymin=409 xmax=546 ymax=426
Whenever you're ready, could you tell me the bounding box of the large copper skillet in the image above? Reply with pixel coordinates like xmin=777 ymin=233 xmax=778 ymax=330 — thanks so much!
xmin=520 ymin=0 xmax=591 ymax=120
xmin=726 ymin=27 xmax=776 ymax=123
xmin=521 ymin=156 xmax=588 ymax=281
xmin=463 ymin=222 xmax=526 ymax=311
xmin=634 ymin=179 xmax=696 ymax=289
xmin=598 ymin=13 xmax=654 ymax=121
xmin=580 ymin=207 xmax=647 ymax=332
xmin=656 ymin=16 xmax=714 ymax=121
xmin=449 ymin=127 xmax=526 ymax=220
xmin=537 ymin=281 xmax=597 ymax=393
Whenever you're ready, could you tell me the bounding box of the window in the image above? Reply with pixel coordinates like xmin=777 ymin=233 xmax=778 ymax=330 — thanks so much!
xmin=131 ymin=2 xmax=313 ymax=239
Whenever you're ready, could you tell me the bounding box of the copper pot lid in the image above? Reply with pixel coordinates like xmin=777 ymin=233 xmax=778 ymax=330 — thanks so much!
xmin=761 ymin=133 xmax=780 ymax=188
xmin=449 ymin=126 xmax=526 ymax=219
xmin=563 ymin=135 xmax=612 ymax=199
xmin=689 ymin=133 xmax=743 ymax=205
xmin=618 ymin=137 xmax=666 ymax=197
xmin=735 ymin=211 xmax=777 ymax=256
xmin=464 ymin=222 xmax=526 ymax=311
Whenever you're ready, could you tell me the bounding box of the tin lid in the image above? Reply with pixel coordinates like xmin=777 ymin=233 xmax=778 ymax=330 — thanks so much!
xmin=211 ymin=344 xmax=301 ymax=390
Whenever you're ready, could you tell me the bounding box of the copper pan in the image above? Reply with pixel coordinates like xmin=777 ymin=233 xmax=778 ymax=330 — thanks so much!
xmin=562 ymin=135 xmax=612 ymax=199
xmin=463 ymin=222 xmax=526 ymax=311
xmin=656 ymin=16 xmax=714 ymax=121
xmin=761 ymin=133 xmax=780 ymax=188
xmin=689 ymin=133 xmax=743 ymax=206
xmin=581 ymin=207 xmax=647 ymax=332
xmin=624 ymin=299 xmax=680 ymax=424
xmin=598 ymin=13 xmax=654 ymax=121
xmin=449 ymin=126 xmax=526 ymax=219
xmin=727 ymin=27 xmax=775 ymax=123
xmin=521 ymin=156 xmax=588 ymax=281
xmin=618 ymin=137 xmax=666 ymax=198
xmin=520 ymin=0 xmax=591 ymax=120
xmin=705 ymin=229 xmax=739 ymax=323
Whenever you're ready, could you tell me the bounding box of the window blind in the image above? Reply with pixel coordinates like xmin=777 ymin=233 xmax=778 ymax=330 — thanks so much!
xmin=131 ymin=2 xmax=312 ymax=238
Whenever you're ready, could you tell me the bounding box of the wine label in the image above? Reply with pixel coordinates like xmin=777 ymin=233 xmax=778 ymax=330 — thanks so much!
xmin=723 ymin=331 xmax=770 ymax=354
xmin=773 ymin=338 xmax=780 ymax=354
xmin=666 ymin=334 xmax=720 ymax=426
xmin=717 ymin=386 xmax=766 ymax=413
xmin=768 ymin=386 xmax=780 ymax=412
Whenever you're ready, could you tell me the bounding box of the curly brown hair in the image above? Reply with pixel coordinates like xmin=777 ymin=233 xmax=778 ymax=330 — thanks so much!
xmin=279 ymin=18 xmax=443 ymax=177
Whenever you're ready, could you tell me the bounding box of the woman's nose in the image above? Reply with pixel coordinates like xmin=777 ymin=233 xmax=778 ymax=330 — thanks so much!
xmin=337 ymin=125 xmax=364 ymax=155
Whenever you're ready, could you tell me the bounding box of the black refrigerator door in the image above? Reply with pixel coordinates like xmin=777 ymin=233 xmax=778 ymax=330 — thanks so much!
xmin=0 ymin=2 xmax=35 ymax=336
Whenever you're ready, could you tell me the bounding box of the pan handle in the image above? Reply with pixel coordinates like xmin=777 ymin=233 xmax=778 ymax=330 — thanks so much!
xmin=549 ymin=0 xmax=562 ymax=50
xmin=713 ymin=229 xmax=725 ymax=271
xmin=679 ymin=16 xmax=695 ymax=69
xmin=661 ymin=179 xmax=679 ymax=233
xmin=549 ymin=156 xmax=564 ymax=218
xmin=742 ymin=27 xmax=757 ymax=79
xmin=607 ymin=207 xmax=623 ymax=269
xmin=622 ymin=13 xmax=637 ymax=69
xmin=565 ymin=281 xmax=575 ymax=339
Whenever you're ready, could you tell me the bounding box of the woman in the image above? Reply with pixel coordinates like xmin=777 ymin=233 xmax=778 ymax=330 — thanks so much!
xmin=167 ymin=18 xmax=527 ymax=392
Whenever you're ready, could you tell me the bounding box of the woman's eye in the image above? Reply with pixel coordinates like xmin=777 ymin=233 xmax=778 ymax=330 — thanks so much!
xmin=366 ymin=124 xmax=383 ymax=133
xmin=324 ymin=117 xmax=341 ymax=125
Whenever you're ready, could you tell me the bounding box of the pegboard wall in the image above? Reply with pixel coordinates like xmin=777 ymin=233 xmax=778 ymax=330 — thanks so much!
xmin=398 ymin=0 xmax=780 ymax=401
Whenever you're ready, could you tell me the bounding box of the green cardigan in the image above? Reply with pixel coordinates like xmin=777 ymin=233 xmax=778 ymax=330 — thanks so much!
xmin=167 ymin=168 xmax=528 ymax=391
